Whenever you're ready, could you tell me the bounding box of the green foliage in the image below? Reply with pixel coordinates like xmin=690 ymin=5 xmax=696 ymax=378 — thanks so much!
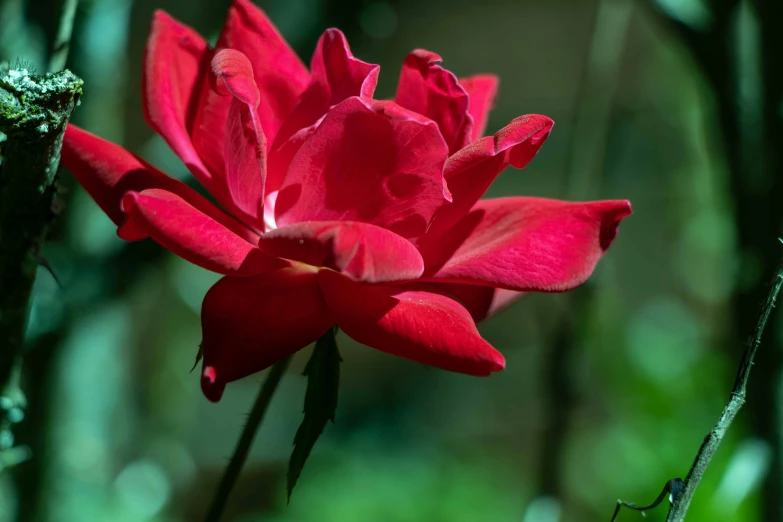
xmin=287 ymin=326 xmax=341 ymax=501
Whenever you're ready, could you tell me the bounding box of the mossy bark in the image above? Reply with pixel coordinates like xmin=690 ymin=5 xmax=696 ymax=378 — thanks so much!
xmin=0 ymin=68 xmax=82 ymax=391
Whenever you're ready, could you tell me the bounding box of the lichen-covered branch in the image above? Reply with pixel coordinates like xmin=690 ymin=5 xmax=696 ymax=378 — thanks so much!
xmin=0 ymin=67 xmax=82 ymax=393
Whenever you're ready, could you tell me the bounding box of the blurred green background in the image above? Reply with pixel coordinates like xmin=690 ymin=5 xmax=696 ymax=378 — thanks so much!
xmin=2 ymin=0 xmax=783 ymax=520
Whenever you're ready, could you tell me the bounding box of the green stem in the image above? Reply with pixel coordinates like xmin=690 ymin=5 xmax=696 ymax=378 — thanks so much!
xmin=203 ymin=357 xmax=292 ymax=522
xmin=664 ymin=248 xmax=783 ymax=521
xmin=48 ymin=0 xmax=80 ymax=73
xmin=609 ymin=246 xmax=783 ymax=521
xmin=611 ymin=479 xmax=681 ymax=521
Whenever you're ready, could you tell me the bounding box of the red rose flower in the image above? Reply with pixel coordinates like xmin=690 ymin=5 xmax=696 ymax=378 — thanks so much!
xmin=61 ymin=0 xmax=631 ymax=402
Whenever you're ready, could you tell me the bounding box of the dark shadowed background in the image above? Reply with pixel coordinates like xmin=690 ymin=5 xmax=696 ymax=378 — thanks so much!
xmin=2 ymin=0 xmax=781 ymax=520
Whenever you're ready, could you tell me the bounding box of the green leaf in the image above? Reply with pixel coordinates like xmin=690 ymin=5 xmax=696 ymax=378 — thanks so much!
xmin=287 ymin=326 xmax=341 ymax=501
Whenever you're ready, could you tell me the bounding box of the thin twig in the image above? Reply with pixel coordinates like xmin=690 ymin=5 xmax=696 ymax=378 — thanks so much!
xmin=48 ymin=0 xmax=79 ymax=73
xmin=643 ymin=1 xmax=783 ymax=519
xmin=662 ymin=245 xmax=783 ymax=521
xmin=611 ymin=478 xmax=682 ymax=521
xmin=609 ymin=244 xmax=783 ymax=521
xmin=203 ymin=357 xmax=291 ymax=522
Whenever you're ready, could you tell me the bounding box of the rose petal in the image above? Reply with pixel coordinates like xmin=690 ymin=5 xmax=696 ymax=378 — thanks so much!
xmin=217 ymin=0 xmax=308 ymax=137
xmin=395 ymin=49 xmax=472 ymax=154
xmin=63 ymin=124 xmax=176 ymax=225
xmin=311 ymin=28 xmax=379 ymax=100
xmin=422 ymin=197 xmax=632 ymax=292
xmin=188 ymin=60 xmax=228 ymax=181
xmin=275 ymin=97 xmax=450 ymax=238
xmin=143 ymin=11 xmax=215 ymax=189
xmin=430 ymin=283 xmax=524 ymax=322
xmin=211 ymin=48 xmax=260 ymax=108
xmin=422 ymin=114 xmax=554 ymax=243
xmin=265 ymin=120 xmax=319 ymax=208
xmin=213 ymin=49 xmax=267 ymax=230
xmin=221 ymin=98 xmax=266 ymax=230
xmin=459 ymin=74 xmax=499 ymax=141
xmin=273 ymin=28 xmax=380 ymax=148
xmin=61 ymin=124 xmax=257 ymax=242
xmin=118 ymin=189 xmax=285 ymax=275
xmin=200 ymin=268 xmax=333 ymax=401
xmin=318 ymin=270 xmax=505 ymax=375
xmin=188 ymin=0 xmax=309 ymax=179
xmin=260 ymin=221 xmax=424 ymax=283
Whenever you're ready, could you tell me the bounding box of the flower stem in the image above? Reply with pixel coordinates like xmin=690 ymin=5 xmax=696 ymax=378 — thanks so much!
xmin=204 ymin=357 xmax=292 ymax=522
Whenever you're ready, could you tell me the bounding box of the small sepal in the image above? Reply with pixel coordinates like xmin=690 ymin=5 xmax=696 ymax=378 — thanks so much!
xmin=286 ymin=326 xmax=341 ymax=501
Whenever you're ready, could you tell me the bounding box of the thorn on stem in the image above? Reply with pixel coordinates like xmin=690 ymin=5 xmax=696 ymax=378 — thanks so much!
xmin=190 ymin=344 xmax=203 ymax=373
xmin=38 ymin=256 xmax=62 ymax=288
